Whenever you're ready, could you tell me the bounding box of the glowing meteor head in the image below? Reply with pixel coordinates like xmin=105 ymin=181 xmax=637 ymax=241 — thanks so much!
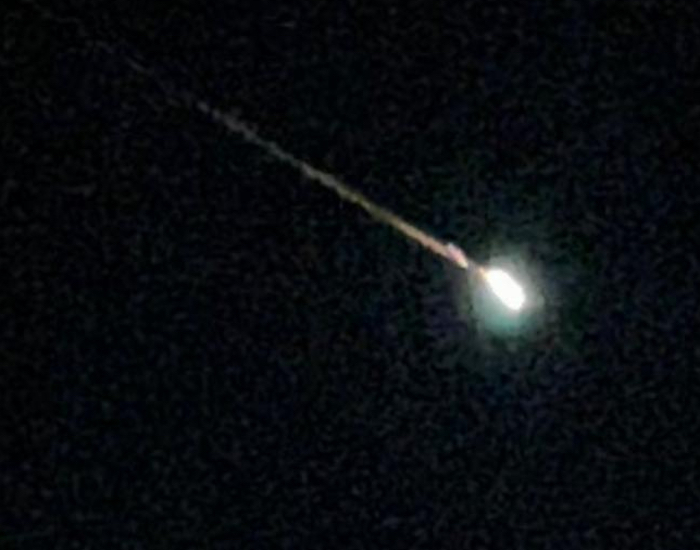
xmin=483 ymin=268 xmax=526 ymax=311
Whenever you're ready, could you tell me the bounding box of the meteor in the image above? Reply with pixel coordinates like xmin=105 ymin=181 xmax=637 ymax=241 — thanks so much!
xmin=20 ymin=2 xmax=530 ymax=316
xmin=193 ymin=100 xmax=527 ymax=312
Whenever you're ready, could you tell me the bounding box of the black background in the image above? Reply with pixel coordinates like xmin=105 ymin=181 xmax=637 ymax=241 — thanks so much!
xmin=4 ymin=0 xmax=700 ymax=548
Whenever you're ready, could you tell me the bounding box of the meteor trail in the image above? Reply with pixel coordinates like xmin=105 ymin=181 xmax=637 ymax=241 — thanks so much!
xmin=193 ymin=99 xmax=527 ymax=311
xmin=194 ymin=100 xmax=472 ymax=271
xmin=103 ymin=31 xmax=531 ymax=312
xmin=18 ymin=2 xmax=530 ymax=322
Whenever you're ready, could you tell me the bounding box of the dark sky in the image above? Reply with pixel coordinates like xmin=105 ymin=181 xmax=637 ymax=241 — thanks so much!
xmin=4 ymin=1 xmax=700 ymax=548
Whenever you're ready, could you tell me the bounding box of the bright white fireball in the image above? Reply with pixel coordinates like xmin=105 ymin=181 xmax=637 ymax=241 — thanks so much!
xmin=483 ymin=268 xmax=526 ymax=311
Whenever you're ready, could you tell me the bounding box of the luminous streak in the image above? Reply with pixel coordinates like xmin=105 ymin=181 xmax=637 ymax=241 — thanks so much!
xmin=197 ymin=100 xmax=474 ymax=271
xmin=17 ymin=2 xmax=526 ymax=311
xmin=195 ymin=101 xmax=530 ymax=311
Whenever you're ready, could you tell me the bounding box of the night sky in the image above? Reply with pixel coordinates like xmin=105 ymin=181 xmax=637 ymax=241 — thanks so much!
xmin=4 ymin=1 xmax=700 ymax=548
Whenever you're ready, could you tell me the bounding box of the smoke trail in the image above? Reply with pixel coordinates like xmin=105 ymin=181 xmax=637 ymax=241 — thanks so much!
xmin=194 ymin=99 xmax=475 ymax=271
